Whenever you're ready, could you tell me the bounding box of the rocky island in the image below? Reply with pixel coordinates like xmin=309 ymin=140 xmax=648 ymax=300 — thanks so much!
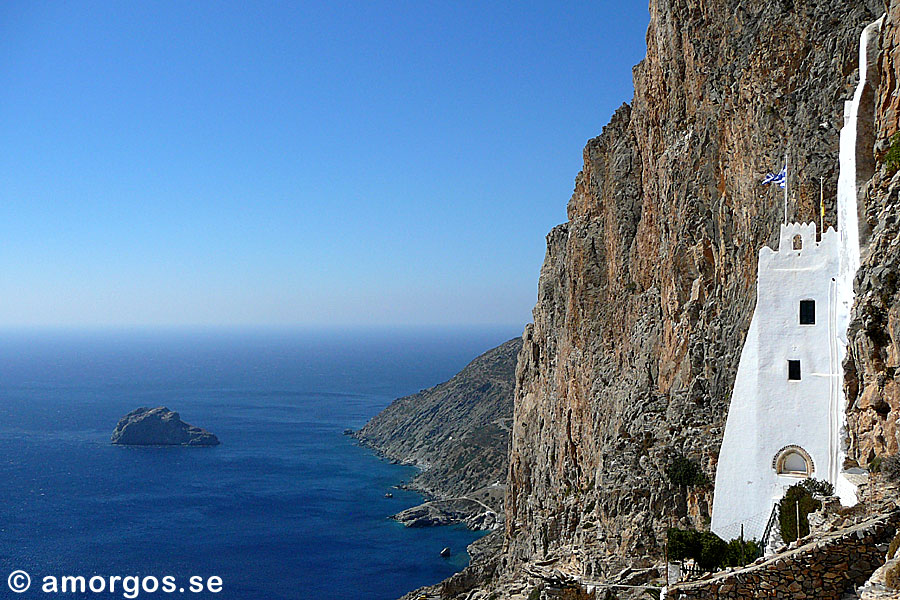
xmin=111 ymin=407 xmax=220 ymax=446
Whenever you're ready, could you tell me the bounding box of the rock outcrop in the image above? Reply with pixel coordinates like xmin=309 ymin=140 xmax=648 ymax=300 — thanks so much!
xmin=111 ymin=407 xmax=219 ymax=446
xmin=391 ymin=494 xmax=501 ymax=531
xmin=355 ymin=338 xmax=521 ymax=518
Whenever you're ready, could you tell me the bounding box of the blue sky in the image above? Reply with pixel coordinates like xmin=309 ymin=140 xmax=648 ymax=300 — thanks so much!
xmin=0 ymin=1 xmax=649 ymax=328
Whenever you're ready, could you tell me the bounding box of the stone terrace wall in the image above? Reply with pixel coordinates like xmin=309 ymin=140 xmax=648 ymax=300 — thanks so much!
xmin=670 ymin=512 xmax=900 ymax=600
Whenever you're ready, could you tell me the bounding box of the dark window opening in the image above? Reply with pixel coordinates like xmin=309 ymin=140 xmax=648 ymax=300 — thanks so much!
xmin=800 ymin=300 xmax=816 ymax=325
xmin=788 ymin=360 xmax=801 ymax=381
xmin=793 ymin=234 xmax=803 ymax=250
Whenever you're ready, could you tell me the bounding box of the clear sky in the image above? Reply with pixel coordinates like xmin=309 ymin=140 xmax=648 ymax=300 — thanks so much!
xmin=0 ymin=1 xmax=649 ymax=329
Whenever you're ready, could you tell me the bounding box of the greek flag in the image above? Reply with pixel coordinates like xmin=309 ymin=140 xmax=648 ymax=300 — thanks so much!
xmin=762 ymin=166 xmax=786 ymax=188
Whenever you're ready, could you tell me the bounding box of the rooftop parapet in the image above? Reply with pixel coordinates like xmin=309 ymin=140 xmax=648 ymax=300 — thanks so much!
xmin=758 ymin=222 xmax=840 ymax=272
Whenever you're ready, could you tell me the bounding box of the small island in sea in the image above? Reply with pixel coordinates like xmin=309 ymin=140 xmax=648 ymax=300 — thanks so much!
xmin=111 ymin=407 xmax=220 ymax=446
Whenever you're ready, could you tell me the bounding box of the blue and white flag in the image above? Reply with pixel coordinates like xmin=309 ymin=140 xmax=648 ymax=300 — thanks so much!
xmin=762 ymin=166 xmax=786 ymax=188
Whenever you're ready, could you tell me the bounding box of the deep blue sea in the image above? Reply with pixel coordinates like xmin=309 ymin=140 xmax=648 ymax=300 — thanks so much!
xmin=0 ymin=327 xmax=519 ymax=600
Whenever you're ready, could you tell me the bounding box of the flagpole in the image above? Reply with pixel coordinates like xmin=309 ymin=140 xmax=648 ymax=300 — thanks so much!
xmin=783 ymin=151 xmax=789 ymax=225
xmin=819 ymin=176 xmax=824 ymax=233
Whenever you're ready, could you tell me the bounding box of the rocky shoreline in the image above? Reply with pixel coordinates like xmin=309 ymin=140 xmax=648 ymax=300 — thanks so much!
xmin=389 ymin=484 xmax=505 ymax=531
xmin=352 ymin=338 xmax=520 ymax=530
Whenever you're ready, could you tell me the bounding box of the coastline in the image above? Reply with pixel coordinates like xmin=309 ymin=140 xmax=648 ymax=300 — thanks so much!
xmin=351 ymin=432 xmax=505 ymax=531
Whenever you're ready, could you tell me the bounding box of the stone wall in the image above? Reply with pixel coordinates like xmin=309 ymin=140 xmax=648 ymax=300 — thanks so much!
xmin=670 ymin=512 xmax=899 ymax=600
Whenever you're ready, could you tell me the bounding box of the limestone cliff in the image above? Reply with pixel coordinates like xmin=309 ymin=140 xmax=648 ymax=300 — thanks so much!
xmin=503 ymin=0 xmax=884 ymax=584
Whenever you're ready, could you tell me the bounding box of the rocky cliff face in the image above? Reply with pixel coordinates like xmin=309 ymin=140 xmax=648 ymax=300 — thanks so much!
xmin=845 ymin=3 xmax=900 ymax=470
xmin=504 ymin=0 xmax=884 ymax=583
xmin=355 ymin=337 xmax=521 ymax=510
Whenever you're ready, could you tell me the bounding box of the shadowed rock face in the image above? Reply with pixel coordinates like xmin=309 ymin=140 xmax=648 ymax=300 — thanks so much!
xmin=111 ymin=407 xmax=219 ymax=446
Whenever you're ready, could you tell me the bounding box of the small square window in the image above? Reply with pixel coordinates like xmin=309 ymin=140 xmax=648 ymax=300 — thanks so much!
xmin=788 ymin=360 xmax=801 ymax=380
xmin=800 ymin=300 xmax=815 ymax=325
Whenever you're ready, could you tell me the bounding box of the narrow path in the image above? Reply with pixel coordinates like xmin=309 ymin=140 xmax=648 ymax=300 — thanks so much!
xmin=421 ymin=496 xmax=496 ymax=514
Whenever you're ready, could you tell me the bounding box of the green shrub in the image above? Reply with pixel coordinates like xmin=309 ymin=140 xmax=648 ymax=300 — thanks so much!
xmin=800 ymin=478 xmax=834 ymax=497
xmin=869 ymin=456 xmax=883 ymax=473
xmin=886 ymin=562 xmax=900 ymax=590
xmin=667 ymin=528 xmax=728 ymax=571
xmin=885 ymin=132 xmax=900 ymax=175
xmin=665 ymin=454 xmax=710 ymax=488
xmin=527 ymin=587 xmax=541 ymax=600
xmin=779 ymin=484 xmax=822 ymax=543
xmin=889 ymin=533 xmax=900 ymax=560
xmin=882 ymin=455 xmax=900 ymax=482
xmin=722 ymin=537 xmax=761 ymax=568
xmin=698 ymin=532 xmax=729 ymax=571
xmin=667 ymin=528 xmax=694 ymax=561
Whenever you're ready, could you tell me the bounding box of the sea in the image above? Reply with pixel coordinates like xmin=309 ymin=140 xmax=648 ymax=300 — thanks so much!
xmin=0 ymin=326 xmax=520 ymax=600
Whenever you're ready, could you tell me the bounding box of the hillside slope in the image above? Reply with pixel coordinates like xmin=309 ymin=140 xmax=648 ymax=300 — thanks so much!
xmin=396 ymin=2 xmax=890 ymax=599
xmin=355 ymin=337 xmax=521 ymax=510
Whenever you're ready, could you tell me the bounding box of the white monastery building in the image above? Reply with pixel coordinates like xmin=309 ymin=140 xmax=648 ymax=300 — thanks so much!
xmin=710 ymin=16 xmax=883 ymax=542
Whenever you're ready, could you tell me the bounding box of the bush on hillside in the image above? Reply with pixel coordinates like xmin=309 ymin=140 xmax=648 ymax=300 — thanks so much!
xmin=888 ymin=533 xmax=900 ymax=560
xmin=665 ymin=454 xmax=709 ymax=488
xmin=722 ymin=537 xmax=761 ymax=568
xmin=799 ymin=478 xmax=834 ymax=497
xmin=885 ymin=132 xmax=900 ymax=175
xmin=667 ymin=528 xmax=728 ymax=571
xmin=869 ymin=456 xmax=883 ymax=473
xmin=779 ymin=484 xmax=822 ymax=543
xmin=668 ymin=528 xmax=760 ymax=571
xmin=886 ymin=562 xmax=900 ymax=590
